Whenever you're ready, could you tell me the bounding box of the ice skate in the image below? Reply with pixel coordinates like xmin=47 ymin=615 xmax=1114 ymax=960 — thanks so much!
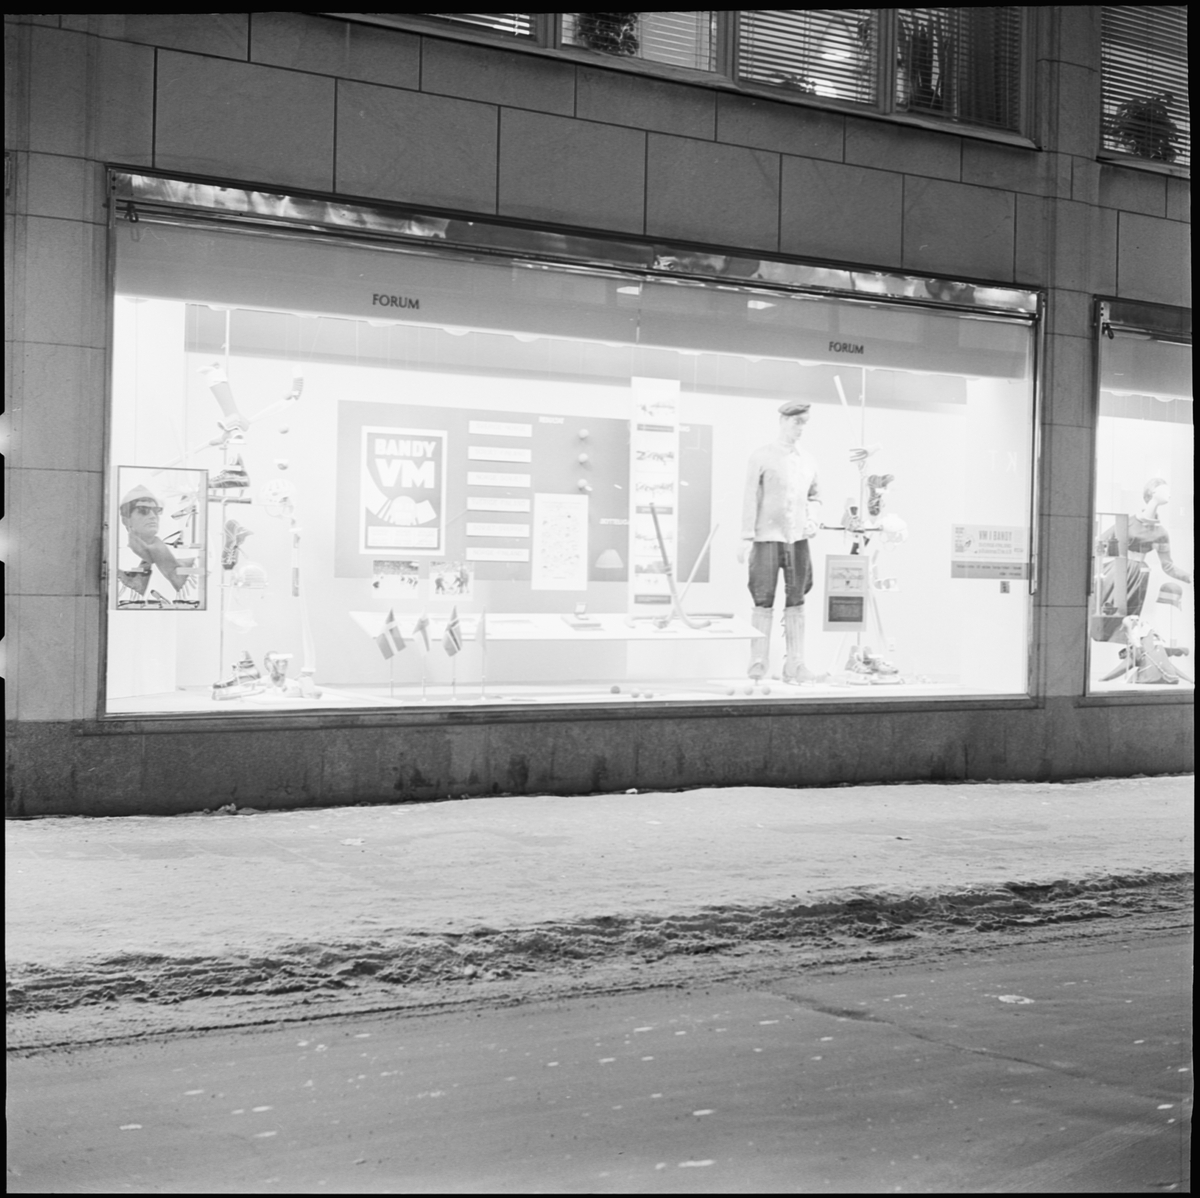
xmin=209 ymin=454 xmax=251 ymax=495
xmin=862 ymin=647 xmax=899 ymax=675
xmin=222 ymin=519 xmax=252 ymax=570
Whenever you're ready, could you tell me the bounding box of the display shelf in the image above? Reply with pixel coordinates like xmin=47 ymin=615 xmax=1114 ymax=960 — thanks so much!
xmin=348 ymin=611 xmax=764 ymax=643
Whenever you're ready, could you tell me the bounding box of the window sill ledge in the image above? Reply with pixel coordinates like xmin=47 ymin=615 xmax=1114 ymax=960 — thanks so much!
xmin=1097 ymin=152 xmax=1190 ymax=180
xmin=1076 ymin=690 xmax=1194 ymax=708
xmin=78 ymin=695 xmax=1041 ymax=736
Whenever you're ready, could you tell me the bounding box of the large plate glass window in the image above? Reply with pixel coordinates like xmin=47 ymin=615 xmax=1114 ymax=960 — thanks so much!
xmin=1088 ymin=303 xmax=1193 ymax=693
xmin=105 ymin=191 xmax=1036 ymax=715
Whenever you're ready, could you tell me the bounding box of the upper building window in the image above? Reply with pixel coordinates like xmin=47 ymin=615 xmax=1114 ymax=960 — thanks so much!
xmin=419 ymin=13 xmax=537 ymax=39
xmin=895 ymin=8 xmax=1022 ymax=132
xmin=1101 ymin=6 xmax=1190 ymax=169
xmin=563 ymin=12 xmax=717 ymax=72
xmin=377 ymin=10 xmax=1026 ymax=135
xmin=738 ymin=10 xmax=878 ymax=107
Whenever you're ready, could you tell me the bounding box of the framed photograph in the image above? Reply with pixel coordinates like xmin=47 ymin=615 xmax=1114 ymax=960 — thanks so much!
xmin=371 ymin=558 xmax=422 ymax=598
xmin=113 ymin=466 xmax=208 ymax=610
xmin=430 ymin=559 xmax=474 ymax=600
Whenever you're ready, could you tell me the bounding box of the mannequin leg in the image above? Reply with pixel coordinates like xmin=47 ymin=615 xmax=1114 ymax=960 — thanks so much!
xmin=782 ymin=605 xmax=822 ymax=683
xmin=748 ymin=606 xmax=774 ymax=679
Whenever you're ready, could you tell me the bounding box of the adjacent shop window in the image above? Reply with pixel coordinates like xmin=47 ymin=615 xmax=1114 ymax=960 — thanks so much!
xmin=373 ymin=11 xmax=1026 ymax=134
xmin=105 ymin=211 xmax=1035 ymax=716
xmin=1088 ymin=304 xmax=1194 ymax=693
xmin=1101 ymin=6 xmax=1190 ymax=168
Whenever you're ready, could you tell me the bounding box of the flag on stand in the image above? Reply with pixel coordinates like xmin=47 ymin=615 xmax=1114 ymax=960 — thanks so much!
xmin=375 ymin=609 xmax=406 ymax=660
xmin=413 ymin=612 xmax=431 ymax=651
xmin=384 ymin=608 xmax=405 ymax=653
xmin=375 ymin=608 xmax=407 ymax=659
xmin=443 ymin=606 xmax=463 ymax=656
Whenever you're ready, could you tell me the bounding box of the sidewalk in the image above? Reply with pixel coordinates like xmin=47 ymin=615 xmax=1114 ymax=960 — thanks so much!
xmin=6 ymin=776 xmax=1193 ymax=1039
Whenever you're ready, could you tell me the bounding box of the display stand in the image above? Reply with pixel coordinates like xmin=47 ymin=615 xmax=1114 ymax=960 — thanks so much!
xmin=825 ymin=370 xmax=902 ymax=682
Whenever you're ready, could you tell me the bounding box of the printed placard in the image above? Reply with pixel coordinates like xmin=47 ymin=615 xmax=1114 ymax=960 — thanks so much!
xmin=467 ymin=497 xmax=532 ymax=513
xmin=823 ymin=553 xmax=868 ymax=631
xmin=466 ymin=547 xmax=530 ymax=562
xmin=468 ymin=420 xmax=532 ymax=437
xmin=113 ymin=465 xmax=209 ymax=610
xmin=467 ymin=471 xmax=532 ymax=488
xmin=531 ymin=493 xmax=589 ymax=591
xmin=468 ymin=446 xmax=533 ymax=463
xmin=950 ymin=524 xmax=1030 ymax=579
xmin=466 ymin=522 xmax=531 ymax=538
xmin=630 ymin=377 xmax=681 ymax=610
xmin=360 ymin=426 xmax=447 ymax=555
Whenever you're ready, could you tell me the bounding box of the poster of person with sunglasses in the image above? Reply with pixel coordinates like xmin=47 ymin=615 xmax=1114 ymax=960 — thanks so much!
xmin=113 ymin=467 xmax=208 ymax=610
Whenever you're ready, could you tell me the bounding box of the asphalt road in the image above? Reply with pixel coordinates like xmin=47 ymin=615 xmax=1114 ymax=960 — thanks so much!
xmin=7 ymin=931 xmax=1191 ymax=1194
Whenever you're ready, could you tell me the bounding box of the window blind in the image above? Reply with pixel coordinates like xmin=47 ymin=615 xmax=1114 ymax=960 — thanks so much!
xmin=895 ymin=7 xmax=1022 ymax=132
xmin=1101 ymin=6 xmax=1189 ymax=167
xmin=563 ymin=12 xmax=716 ymax=71
xmin=737 ymin=10 xmax=877 ymax=105
xmin=420 ymin=13 xmax=535 ymax=38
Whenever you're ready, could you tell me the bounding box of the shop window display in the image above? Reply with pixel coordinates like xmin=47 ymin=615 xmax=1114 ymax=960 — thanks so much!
xmin=1088 ymin=312 xmax=1193 ymax=692
xmin=105 ymin=212 xmax=1036 ymax=715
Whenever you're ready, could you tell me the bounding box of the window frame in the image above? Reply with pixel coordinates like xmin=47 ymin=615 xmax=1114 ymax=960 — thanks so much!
xmin=1082 ymin=296 xmax=1194 ymax=704
xmin=321 ymin=10 xmax=1039 ymax=147
xmin=97 ymin=167 xmax=1046 ymax=727
xmin=1097 ymin=5 xmax=1190 ymax=176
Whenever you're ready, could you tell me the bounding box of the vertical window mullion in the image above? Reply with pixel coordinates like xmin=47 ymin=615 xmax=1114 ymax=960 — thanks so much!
xmin=877 ymin=8 xmax=897 ymax=115
xmin=536 ymin=12 xmax=561 ymax=50
xmin=716 ymin=10 xmax=739 ymax=82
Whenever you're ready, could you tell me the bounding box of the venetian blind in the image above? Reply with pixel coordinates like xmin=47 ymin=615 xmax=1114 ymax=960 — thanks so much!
xmin=1101 ymin=6 xmax=1189 ymax=167
xmin=737 ymin=10 xmax=877 ymax=105
xmin=420 ymin=13 xmax=536 ymax=37
xmin=895 ymin=7 xmax=1022 ymax=132
xmin=563 ymin=12 xmax=716 ymax=71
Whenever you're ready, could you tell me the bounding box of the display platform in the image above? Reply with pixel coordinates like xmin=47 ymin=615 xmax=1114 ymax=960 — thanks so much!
xmin=105 ymin=675 xmax=983 ymax=715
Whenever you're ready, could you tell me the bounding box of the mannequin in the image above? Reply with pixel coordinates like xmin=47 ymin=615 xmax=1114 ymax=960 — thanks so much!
xmin=739 ymin=400 xmax=823 ymax=683
xmin=1094 ymin=477 xmax=1191 ymax=643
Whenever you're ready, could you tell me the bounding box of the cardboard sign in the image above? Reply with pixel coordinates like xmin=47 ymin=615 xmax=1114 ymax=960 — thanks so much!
xmin=823 ymin=553 xmax=868 ymax=631
xmin=359 ymin=426 xmax=447 ymax=555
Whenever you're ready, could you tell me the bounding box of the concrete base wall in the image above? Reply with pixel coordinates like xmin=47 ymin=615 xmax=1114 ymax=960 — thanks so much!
xmin=7 ymin=699 xmax=1193 ymax=816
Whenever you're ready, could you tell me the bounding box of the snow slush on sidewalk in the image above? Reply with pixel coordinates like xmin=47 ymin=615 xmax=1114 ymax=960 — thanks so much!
xmin=6 ymin=777 xmax=1193 ymax=1045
